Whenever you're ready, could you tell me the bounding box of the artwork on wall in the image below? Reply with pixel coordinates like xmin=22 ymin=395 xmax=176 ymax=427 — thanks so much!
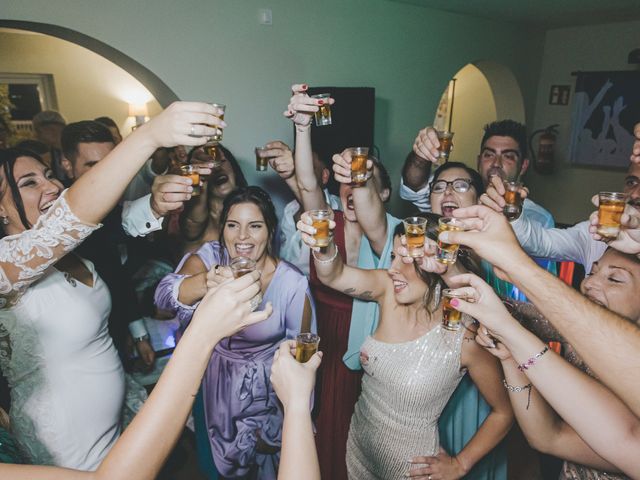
xmin=569 ymin=70 xmax=640 ymax=169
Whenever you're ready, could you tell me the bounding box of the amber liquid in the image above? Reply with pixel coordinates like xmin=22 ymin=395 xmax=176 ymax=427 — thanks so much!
xmin=442 ymin=296 xmax=462 ymax=330
xmin=312 ymin=218 xmax=330 ymax=247
xmin=438 ymin=136 xmax=453 ymax=159
xmin=210 ymin=113 xmax=225 ymax=141
xmin=182 ymin=172 xmax=201 ymax=196
xmin=436 ymin=223 xmax=462 ymax=264
xmin=503 ymin=189 xmax=522 ymax=221
xmin=406 ymin=225 xmax=425 ymax=257
xmin=598 ymin=200 xmax=625 ymax=238
xmin=232 ymin=268 xmax=253 ymax=279
xmin=314 ymin=104 xmax=332 ymax=126
xmin=295 ymin=341 xmax=318 ymax=363
xmin=351 ymin=154 xmax=368 ymax=185
xmin=256 ymin=154 xmax=268 ymax=172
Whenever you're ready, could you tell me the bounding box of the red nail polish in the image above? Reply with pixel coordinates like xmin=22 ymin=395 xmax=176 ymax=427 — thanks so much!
xmin=317 ymin=100 xmax=324 ymax=105
xmin=301 ymin=84 xmax=308 ymax=90
xmin=450 ymin=298 xmax=460 ymax=307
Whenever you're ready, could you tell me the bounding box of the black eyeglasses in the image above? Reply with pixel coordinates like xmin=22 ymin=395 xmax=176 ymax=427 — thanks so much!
xmin=432 ymin=178 xmax=473 ymax=194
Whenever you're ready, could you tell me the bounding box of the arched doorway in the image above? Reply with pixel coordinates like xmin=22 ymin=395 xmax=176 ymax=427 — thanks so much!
xmin=433 ymin=60 xmax=525 ymax=168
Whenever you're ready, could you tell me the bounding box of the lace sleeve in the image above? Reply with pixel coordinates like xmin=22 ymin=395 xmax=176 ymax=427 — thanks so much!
xmin=0 ymin=191 xmax=100 ymax=307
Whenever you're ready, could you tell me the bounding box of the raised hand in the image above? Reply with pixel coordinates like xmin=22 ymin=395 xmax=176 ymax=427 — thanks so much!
xmin=263 ymin=141 xmax=295 ymax=179
xmin=150 ymin=172 xmax=210 ymax=218
xmin=588 ymin=198 xmax=640 ymax=255
xmin=192 ymin=270 xmax=272 ymax=340
xmin=270 ymin=339 xmax=322 ymax=411
xmin=283 ymin=84 xmax=334 ymax=129
xmin=206 ymin=264 xmax=234 ymax=290
xmin=332 ymin=148 xmax=373 ymax=185
xmin=296 ymin=210 xmax=336 ymax=251
xmin=139 ymin=102 xmax=226 ymax=149
xmin=479 ymin=175 xmax=529 ymax=214
xmin=398 ymin=235 xmax=448 ymax=275
xmin=412 ymin=126 xmax=441 ymax=164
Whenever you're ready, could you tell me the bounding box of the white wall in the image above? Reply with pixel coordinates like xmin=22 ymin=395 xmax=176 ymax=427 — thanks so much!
xmin=0 ymin=30 xmax=162 ymax=134
xmin=527 ymin=20 xmax=640 ymax=224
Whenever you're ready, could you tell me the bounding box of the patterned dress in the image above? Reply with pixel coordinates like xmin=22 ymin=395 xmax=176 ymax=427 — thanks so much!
xmin=346 ymin=322 xmax=468 ymax=479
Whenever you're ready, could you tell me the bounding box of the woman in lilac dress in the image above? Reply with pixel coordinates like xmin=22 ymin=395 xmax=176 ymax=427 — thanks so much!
xmin=155 ymin=186 xmax=316 ymax=479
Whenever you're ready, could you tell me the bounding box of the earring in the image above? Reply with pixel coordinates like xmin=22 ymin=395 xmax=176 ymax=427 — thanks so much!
xmin=1 ymin=216 xmax=8 ymax=225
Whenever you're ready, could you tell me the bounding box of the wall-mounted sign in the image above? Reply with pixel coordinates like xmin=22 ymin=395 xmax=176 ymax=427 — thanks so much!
xmin=549 ymin=85 xmax=571 ymax=105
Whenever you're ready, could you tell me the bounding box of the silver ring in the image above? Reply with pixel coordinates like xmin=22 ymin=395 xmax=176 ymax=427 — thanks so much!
xmin=428 ymin=476 xmax=432 ymax=480
xmin=190 ymin=125 xmax=195 ymax=136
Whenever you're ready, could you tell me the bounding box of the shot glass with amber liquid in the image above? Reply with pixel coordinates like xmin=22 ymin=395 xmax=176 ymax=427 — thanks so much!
xmin=207 ymin=103 xmax=226 ymax=142
xmin=309 ymin=209 xmax=332 ymax=248
xmin=436 ymin=131 xmax=454 ymax=164
xmin=442 ymin=289 xmax=467 ymax=331
xmin=229 ymin=257 xmax=262 ymax=311
xmin=295 ymin=333 xmax=320 ymax=363
xmin=179 ymin=165 xmax=201 ymax=196
xmin=503 ymin=181 xmax=523 ymax=221
xmin=403 ymin=217 xmax=428 ymax=258
xmin=311 ymin=93 xmax=332 ymax=126
xmin=436 ymin=217 xmax=466 ymax=264
xmin=597 ymin=192 xmax=627 ymax=238
xmin=350 ymin=147 xmax=369 ymax=186
xmin=255 ymin=147 xmax=269 ymax=172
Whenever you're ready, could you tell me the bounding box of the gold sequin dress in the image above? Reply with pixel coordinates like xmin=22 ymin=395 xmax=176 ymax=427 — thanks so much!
xmin=346 ymin=322 xmax=467 ymax=479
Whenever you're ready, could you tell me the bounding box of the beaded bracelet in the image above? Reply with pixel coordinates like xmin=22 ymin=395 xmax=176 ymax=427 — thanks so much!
xmin=503 ymin=379 xmax=533 ymax=410
xmin=312 ymin=247 xmax=338 ymax=265
xmin=517 ymin=345 xmax=549 ymax=372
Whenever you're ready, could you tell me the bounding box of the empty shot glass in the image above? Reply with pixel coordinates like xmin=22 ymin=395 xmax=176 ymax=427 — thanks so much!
xmin=311 ymin=93 xmax=332 ymax=126
xmin=209 ymin=103 xmax=226 ymax=142
xmin=436 ymin=217 xmax=466 ymax=264
xmin=309 ymin=209 xmax=333 ymax=248
xmin=597 ymin=192 xmax=627 ymax=238
xmin=350 ymin=147 xmax=369 ymax=186
xmin=179 ymin=164 xmax=201 ymax=196
xmin=229 ymin=257 xmax=263 ymax=311
xmin=295 ymin=333 xmax=320 ymax=363
xmin=403 ymin=216 xmax=428 ymax=258
xmin=503 ymin=181 xmax=524 ymax=221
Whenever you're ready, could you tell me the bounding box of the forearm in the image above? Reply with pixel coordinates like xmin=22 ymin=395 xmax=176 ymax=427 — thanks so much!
xmin=352 ymin=182 xmax=387 ymax=256
xmin=313 ymin=243 xmax=345 ymax=287
xmin=177 ymin=273 xmax=208 ymax=305
xmin=294 ymin=128 xmax=325 ymax=211
xmin=500 ymin=320 xmax=640 ymax=476
xmin=98 ymin=327 xmax=218 ymax=480
xmin=512 ymin=217 xmax=590 ymax=265
xmin=284 ymin=175 xmax=302 ymax=203
xmin=501 ymin=359 xmax=619 ymax=471
xmin=402 ymin=152 xmax=432 ymax=191
xmin=510 ymin=257 xmax=640 ymax=416
xmin=66 ymin=124 xmax=157 ymax=224
xmin=278 ymin=405 xmax=320 ymax=480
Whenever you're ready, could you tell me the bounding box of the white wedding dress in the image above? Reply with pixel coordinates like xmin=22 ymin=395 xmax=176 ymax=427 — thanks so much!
xmin=0 ymin=193 xmax=125 ymax=470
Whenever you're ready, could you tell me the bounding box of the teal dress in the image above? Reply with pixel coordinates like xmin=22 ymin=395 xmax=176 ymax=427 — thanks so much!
xmin=0 ymin=427 xmax=28 ymax=465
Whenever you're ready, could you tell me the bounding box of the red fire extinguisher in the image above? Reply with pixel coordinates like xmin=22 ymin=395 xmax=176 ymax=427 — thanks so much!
xmin=529 ymin=124 xmax=559 ymax=175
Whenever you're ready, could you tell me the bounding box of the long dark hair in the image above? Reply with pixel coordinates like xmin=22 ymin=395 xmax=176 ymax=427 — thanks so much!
xmin=219 ymin=186 xmax=278 ymax=259
xmin=0 ymin=148 xmax=49 ymax=236
xmin=393 ymin=221 xmax=443 ymax=316
xmin=189 ymin=144 xmax=248 ymax=190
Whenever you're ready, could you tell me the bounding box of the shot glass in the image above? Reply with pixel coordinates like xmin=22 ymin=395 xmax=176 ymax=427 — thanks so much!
xmin=436 ymin=131 xmax=454 ymax=163
xmin=311 ymin=93 xmax=332 ymax=126
xmin=179 ymin=165 xmax=201 ymax=196
xmin=597 ymin=192 xmax=627 ymax=238
xmin=442 ymin=289 xmax=466 ymax=331
xmin=436 ymin=217 xmax=466 ymax=264
xmin=503 ymin=181 xmax=523 ymax=221
xmin=403 ymin=216 xmax=428 ymax=258
xmin=295 ymin=333 xmax=320 ymax=363
xmin=229 ymin=257 xmax=263 ymax=311
xmin=209 ymin=103 xmax=226 ymax=142
xmin=350 ymin=147 xmax=369 ymax=186
xmin=309 ymin=209 xmax=333 ymax=248
xmin=255 ymin=146 xmax=269 ymax=172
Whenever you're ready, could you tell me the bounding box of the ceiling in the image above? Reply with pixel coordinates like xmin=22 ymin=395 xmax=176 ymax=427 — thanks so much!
xmin=387 ymin=0 xmax=640 ymax=27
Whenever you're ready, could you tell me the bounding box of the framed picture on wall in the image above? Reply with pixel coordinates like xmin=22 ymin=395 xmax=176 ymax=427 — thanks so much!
xmin=568 ymin=70 xmax=640 ymax=169
xmin=0 ymin=73 xmax=58 ymax=119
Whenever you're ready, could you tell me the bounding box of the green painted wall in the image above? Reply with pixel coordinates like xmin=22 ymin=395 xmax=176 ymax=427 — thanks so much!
xmin=527 ymin=20 xmax=640 ymax=224
xmin=1 ymin=0 xmax=545 ymax=213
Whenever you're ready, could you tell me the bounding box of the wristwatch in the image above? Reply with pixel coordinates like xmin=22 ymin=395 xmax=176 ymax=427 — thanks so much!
xmin=134 ymin=334 xmax=151 ymax=343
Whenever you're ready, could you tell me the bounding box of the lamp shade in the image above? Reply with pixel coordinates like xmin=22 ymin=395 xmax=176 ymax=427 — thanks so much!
xmin=128 ymin=103 xmax=149 ymax=117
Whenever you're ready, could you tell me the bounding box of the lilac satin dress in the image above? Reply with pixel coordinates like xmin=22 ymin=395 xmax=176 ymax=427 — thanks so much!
xmin=155 ymin=241 xmax=316 ymax=478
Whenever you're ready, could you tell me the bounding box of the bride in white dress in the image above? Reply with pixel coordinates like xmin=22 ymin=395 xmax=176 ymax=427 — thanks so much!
xmin=0 ymin=102 xmax=224 ymax=470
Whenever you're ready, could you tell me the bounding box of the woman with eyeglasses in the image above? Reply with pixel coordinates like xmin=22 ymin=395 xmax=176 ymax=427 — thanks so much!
xmin=429 ymin=162 xmax=484 ymax=218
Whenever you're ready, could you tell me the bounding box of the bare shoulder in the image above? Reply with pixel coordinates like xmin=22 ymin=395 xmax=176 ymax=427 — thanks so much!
xmin=178 ymin=253 xmax=207 ymax=275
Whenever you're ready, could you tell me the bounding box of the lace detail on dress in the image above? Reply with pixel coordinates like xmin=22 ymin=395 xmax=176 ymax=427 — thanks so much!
xmin=0 ymin=191 xmax=100 ymax=308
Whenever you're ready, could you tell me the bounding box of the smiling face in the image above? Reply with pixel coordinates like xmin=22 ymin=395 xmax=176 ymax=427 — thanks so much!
xmin=476 ymin=135 xmax=528 ymax=186
xmin=580 ymin=249 xmax=640 ymax=323
xmin=198 ymin=147 xmax=237 ymax=200
xmin=0 ymin=155 xmax=63 ymax=236
xmin=387 ymin=236 xmax=429 ymax=305
xmin=430 ymin=167 xmax=479 ymax=217
xmin=222 ymin=202 xmax=270 ymax=262
xmin=624 ymin=162 xmax=640 ymax=211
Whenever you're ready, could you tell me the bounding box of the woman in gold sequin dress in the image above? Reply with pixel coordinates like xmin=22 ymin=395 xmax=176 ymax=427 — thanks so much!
xmin=298 ymin=219 xmax=513 ymax=480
